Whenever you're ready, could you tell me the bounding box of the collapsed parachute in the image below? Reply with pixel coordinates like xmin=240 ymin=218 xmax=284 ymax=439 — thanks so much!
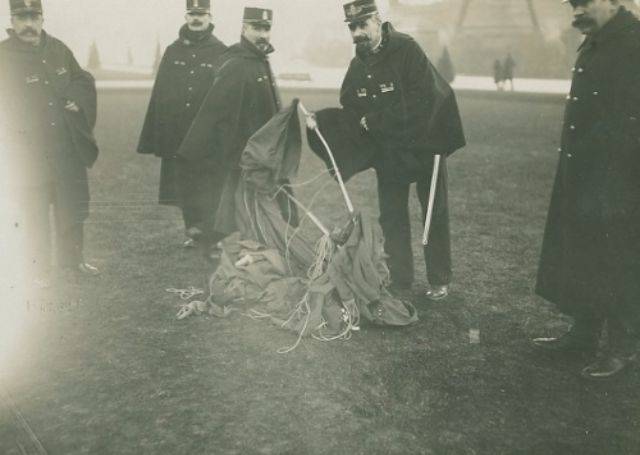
xmin=177 ymin=99 xmax=418 ymax=349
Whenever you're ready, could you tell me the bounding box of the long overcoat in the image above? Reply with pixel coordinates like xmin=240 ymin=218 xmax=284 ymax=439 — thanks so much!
xmin=340 ymin=22 xmax=465 ymax=183
xmin=137 ymin=24 xmax=227 ymax=205
xmin=536 ymin=8 xmax=640 ymax=329
xmin=178 ymin=37 xmax=281 ymax=235
xmin=0 ymin=30 xmax=98 ymax=229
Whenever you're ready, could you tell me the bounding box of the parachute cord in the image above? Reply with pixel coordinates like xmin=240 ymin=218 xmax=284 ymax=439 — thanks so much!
xmin=283 ymin=195 xmax=294 ymax=275
xmin=307 ymin=234 xmax=332 ymax=280
xmin=278 ymin=178 xmax=333 ymax=274
xmin=312 ymin=298 xmax=360 ymax=342
xmin=280 ymin=168 xmax=332 ymax=190
xmin=277 ymin=293 xmax=312 ymax=354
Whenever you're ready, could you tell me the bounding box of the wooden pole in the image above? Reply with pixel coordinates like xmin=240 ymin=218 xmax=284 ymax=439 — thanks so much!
xmin=422 ymin=154 xmax=442 ymax=246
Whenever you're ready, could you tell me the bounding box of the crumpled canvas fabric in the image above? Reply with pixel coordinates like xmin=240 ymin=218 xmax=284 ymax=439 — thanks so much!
xmin=181 ymin=99 xmax=418 ymax=340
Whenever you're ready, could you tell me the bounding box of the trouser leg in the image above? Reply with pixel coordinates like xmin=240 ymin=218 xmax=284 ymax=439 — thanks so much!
xmin=179 ymin=158 xmax=227 ymax=246
xmin=52 ymin=186 xmax=84 ymax=267
xmin=177 ymin=158 xmax=203 ymax=232
xmin=416 ymin=158 xmax=452 ymax=286
xmin=55 ymin=221 xmax=84 ymax=267
xmin=376 ymin=175 xmax=413 ymax=288
xmin=572 ymin=313 xmax=605 ymax=346
xmin=19 ymin=185 xmax=53 ymax=276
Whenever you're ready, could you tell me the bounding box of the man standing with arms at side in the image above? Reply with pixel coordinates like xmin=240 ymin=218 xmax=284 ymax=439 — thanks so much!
xmin=179 ymin=7 xmax=292 ymax=238
xmin=137 ymin=0 xmax=227 ymax=257
xmin=534 ymin=0 xmax=640 ymax=379
xmin=0 ymin=0 xmax=100 ymax=286
xmin=338 ymin=0 xmax=465 ymax=300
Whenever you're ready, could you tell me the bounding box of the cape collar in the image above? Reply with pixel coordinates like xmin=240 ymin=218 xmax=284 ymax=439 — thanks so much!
xmin=4 ymin=28 xmax=48 ymax=53
xmin=578 ymin=7 xmax=637 ymax=52
xmin=179 ymin=23 xmax=214 ymax=46
xmin=238 ymin=35 xmax=275 ymax=59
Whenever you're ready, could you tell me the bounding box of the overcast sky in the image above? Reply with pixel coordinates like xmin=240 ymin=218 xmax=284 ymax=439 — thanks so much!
xmin=0 ymin=0 xmax=405 ymax=67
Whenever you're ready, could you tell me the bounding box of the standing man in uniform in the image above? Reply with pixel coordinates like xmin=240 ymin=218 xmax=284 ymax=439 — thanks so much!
xmin=137 ymin=0 xmax=227 ymax=256
xmin=534 ymin=0 xmax=640 ymax=379
xmin=179 ymin=7 xmax=291 ymax=238
xmin=337 ymin=0 xmax=465 ymax=300
xmin=0 ymin=0 xmax=100 ymax=285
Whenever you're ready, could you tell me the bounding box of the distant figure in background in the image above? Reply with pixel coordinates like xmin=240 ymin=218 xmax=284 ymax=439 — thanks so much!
xmin=436 ymin=46 xmax=455 ymax=83
xmin=0 ymin=0 xmax=101 ymax=286
xmin=503 ymin=53 xmax=516 ymax=91
xmin=137 ymin=0 xmax=227 ymax=258
xmin=493 ymin=59 xmax=504 ymax=90
xmin=534 ymin=0 xmax=640 ymax=379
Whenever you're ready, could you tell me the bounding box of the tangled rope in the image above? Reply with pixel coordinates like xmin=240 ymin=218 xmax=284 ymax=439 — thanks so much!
xmin=166 ymin=287 xmax=204 ymax=301
xmin=312 ymin=298 xmax=361 ymax=342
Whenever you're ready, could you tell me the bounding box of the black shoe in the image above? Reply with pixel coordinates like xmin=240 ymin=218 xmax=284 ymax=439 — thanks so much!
xmin=532 ymin=329 xmax=598 ymax=357
xmin=183 ymin=238 xmax=197 ymax=249
xmin=425 ymin=285 xmax=449 ymax=301
xmin=205 ymin=245 xmax=222 ymax=261
xmin=581 ymin=353 xmax=637 ymax=380
xmin=77 ymin=262 xmax=101 ymax=277
xmin=185 ymin=226 xmax=204 ymax=242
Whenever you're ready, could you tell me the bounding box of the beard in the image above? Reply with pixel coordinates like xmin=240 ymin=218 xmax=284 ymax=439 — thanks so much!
xmin=188 ymin=21 xmax=207 ymax=31
xmin=18 ymin=27 xmax=38 ymax=37
xmin=354 ymin=37 xmax=372 ymax=54
xmin=572 ymin=15 xmax=597 ymax=33
xmin=254 ymin=39 xmax=270 ymax=52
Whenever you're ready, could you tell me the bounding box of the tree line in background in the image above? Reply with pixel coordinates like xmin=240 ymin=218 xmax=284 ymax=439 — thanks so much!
xmin=85 ymin=31 xmax=579 ymax=82
xmin=85 ymin=40 xmax=163 ymax=76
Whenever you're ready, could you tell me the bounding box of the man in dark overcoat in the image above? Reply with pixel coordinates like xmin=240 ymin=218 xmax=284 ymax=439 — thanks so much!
xmin=0 ymin=0 xmax=100 ymax=285
xmin=534 ymin=0 xmax=640 ymax=379
xmin=137 ymin=0 xmax=227 ymax=254
xmin=337 ymin=0 xmax=465 ymax=300
xmin=179 ymin=7 xmax=294 ymax=238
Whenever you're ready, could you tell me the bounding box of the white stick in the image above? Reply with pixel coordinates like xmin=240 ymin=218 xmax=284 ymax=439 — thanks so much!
xmin=422 ymin=154 xmax=442 ymax=246
xmin=282 ymin=190 xmax=330 ymax=237
xmin=299 ymin=102 xmax=355 ymax=215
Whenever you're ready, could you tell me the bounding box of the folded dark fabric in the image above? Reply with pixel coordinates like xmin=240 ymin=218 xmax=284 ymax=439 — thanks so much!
xmin=306 ymin=108 xmax=377 ymax=183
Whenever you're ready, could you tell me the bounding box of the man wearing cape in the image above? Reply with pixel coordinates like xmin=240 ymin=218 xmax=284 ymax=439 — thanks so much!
xmin=178 ymin=7 xmax=297 ymax=248
xmin=307 ymin=0 xmax=466 ymax=301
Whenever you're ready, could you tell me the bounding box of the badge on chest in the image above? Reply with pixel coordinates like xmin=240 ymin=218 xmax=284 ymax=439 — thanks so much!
xmin=357 ymin=88 xmax=367 ymax=98
xmin=25 ymin=75 xmax=40 ymax=84
xmin=380 ymin=82 xmax=395 ymax=93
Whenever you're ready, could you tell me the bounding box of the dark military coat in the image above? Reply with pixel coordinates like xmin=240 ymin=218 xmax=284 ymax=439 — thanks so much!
xmin=340 ymin=22 xmax=465 ymax=182
xmin=178 ymin=38 xmax=281 ymax=235
xmin=536 ymin=8 xmax=640 ymax=327
xmin=137 ymin=24 xmax=227 ymax=205
xmin=0 ymin=30 xmax=98 ymax=228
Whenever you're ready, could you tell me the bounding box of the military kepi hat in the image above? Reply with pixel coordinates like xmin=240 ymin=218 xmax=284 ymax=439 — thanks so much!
xmin=343 ymin=0 xmax=377 ymax=23
xmin=186 ymin=0 xmax=210 ymax=13
xmin=243 ymin=7 xmax=273 ymax=25
xmin=10 ymin=0 xmax=43 ymax=15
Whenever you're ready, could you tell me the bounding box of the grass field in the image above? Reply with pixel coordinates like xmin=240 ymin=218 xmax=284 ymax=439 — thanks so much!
xmin=0 ymin=89 xmax=639 ymax=454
